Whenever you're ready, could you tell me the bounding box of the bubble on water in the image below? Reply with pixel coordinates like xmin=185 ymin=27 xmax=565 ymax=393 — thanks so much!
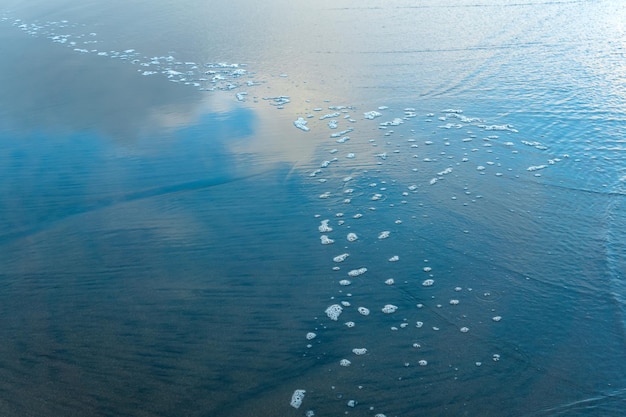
xmin=290 ymin=389 xmax=306 ymax=409
xmin=358 ymin=307 xmax=370 ymax=316
xmin=492 ymin=316 xmax=502 ymax=322
xmin=320 ymin=112 xmax=340 ymax=120
xmin=382 ymin=304 xmax=398 ymax=314
xmin=527 ymin=164 xmax=547 ymax=172
xmin=388 ymin=255 xmax=399 ymax=262
xmin=345 ymin=321 xmax=355 ymax=328
xmin=294 ymin=117 xmax=310 ymax=131
xmin=318 ymin=219 xmax=333 ymax=233
xmin=413 ymin=343 xmax=422 ymax=348
xmin=422 ymin=279 xmax=435 ymax=286
xmin=460 ymin=327 xmax=469 ymax=333
xmin=418 ymin=360 xmax=428 ymax=366
xmin=348 ymin=268 xmax=367 ymax=277
xmin=339 ymin=280 xmax=351 ymax=286
xmin=449 ymin=299 xmax=459 ymax=305
xmin=325 ymin=304 xmax=343 ymax=321
xmin=423 ymin=266 xmax=432 ymax=272
xmin=333 ymin=253 xmax=349 ymax=262
xmin=364 ymin=111 xmax=383 ymax=120
xmin=347 ymin=232 xmax=358 ymax=242
xmin=416 ymin=321 xmax=424 ymax=328
xmin=384 ymin=278 xmax=395 ymax=285
xmin=352 ymin=348 xmax=368 ymax=355
xmin=378 ymin=231 xmax=390 ymax=239
xmin=306 ymin=332 xmax=317 ymax=340
xmin=347 ymin=399 xmax=356 ymax=407
xmin=320 ymin=235 xmax=334 ymax=245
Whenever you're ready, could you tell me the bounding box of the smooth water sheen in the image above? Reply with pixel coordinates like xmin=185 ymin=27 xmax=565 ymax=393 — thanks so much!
xmin=1 ymin=1 xmax=625 ymax=416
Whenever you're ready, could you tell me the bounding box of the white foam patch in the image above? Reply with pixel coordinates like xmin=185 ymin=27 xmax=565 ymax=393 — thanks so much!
xmin=333 ymin=253 xmax=349 ymax=262
xmin=294 ymin=117 xmax=310 ymax=131
xmin=347 ymin=232 xmax=358 ymax=242
xmin=381 ymin=304 xmax=398 ymax=314
xmin=290 ymin=389 xmax=306 ymax=409
xmin=348 ymin=267 xmax=368 ymax=277
xmin=364 ymin=111 xmax=383 ymax=120
xmin=318 ymin=219 xmax=333 ymax=233
xmin=320 ymin=235 xmax=334 ymax=245
xmin=358 ymin=307 xmax=370 ymax=316
xmin=325 ymin=304 xmax=343 ymax=321
xmin=306 ymin=332 xmax=317 ymax=340
xmin=352 ymin=348 xmax=367 ymax=355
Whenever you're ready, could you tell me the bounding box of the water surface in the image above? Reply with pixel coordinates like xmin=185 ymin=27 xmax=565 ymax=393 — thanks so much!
xmin=1 ymin=1 xmax=625 ymax=416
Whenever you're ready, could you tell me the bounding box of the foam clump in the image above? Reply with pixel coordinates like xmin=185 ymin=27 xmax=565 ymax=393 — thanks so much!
xmin=340 ymin=359 xmax=352 ymax=367
xmin=527 ymin=165 xmax=547 ymax=171
xmin=348 ymin=267 xmax=368 ymax=277
xmin=320 ymin=235 xmax=335 ymax=245
xmin=306 ymin=332 xmax=317 ymax=340
xmin=364 ymin=111 xmax=383 ymax=120
xmin=347 ymin=232 xmax=358 ymax=242
xmin=319 ymin=219 xmax=333 ymax=233
xmin=382 ymin=304 xmax=398 ymax=314
xmin=384 ymin=278 xmax=395 ymax=285
xmin=358 ymin=307 xmax=370 ymax=316
xmin=422 ymin=279 xmax=435 ymax=286
xmin=294 ymin=117 xmax=309 ymax=131
xmin=379 ymin=118 xmax=404 ymax=127
xmin=290 ymin=389 xmax=306 ymax=409
xmin=389 ymin=255 xmax=399 ymax=262
xmin=352 ymin=348 xmax=368 ymax=355
xmin=480 ymin=123 xmax=518 ymax=132
xmin=378 ymin=231 xmax=390 ymax=239
xmin=320 ymin=112 xmax=340 ymax=120
xmin=333 ymin=253 xmax=349 ymax=262
xmin=325 ymin=304 xmax=343 ymax=321
xmin=339 ymin=280 xmax=351 ymax=286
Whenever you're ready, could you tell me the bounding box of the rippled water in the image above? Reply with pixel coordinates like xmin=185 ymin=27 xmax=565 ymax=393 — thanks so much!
xmin=1 ymin=1 xmax=625 ymax=416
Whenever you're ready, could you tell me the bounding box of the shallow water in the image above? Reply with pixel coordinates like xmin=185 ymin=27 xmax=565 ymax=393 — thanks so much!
xmin=1 ymin=1 xmax=626 ymax=416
